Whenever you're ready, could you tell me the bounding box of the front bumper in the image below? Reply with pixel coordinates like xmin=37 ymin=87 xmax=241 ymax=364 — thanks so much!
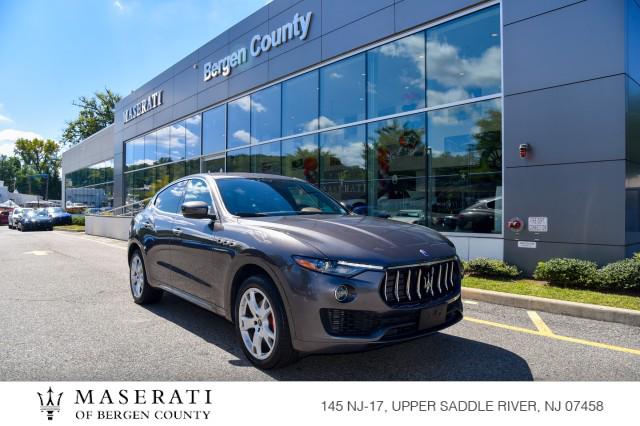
xmin=282 ymin=265 xmax=463 ymax=354
xmin=21 ymin=221 xmax=52 ymax=230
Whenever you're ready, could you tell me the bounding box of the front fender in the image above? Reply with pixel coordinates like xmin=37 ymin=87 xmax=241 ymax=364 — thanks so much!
xmin=222 ymin=253 xmax=297 ymax=340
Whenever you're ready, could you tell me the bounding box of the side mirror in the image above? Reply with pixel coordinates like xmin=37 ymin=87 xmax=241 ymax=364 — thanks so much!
xmin=181 ymin=201 xmax=216 ymax=220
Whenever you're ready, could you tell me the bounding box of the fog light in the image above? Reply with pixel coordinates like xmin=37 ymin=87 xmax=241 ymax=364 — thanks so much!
xmin=334 ymin=285 xmax=351 ymax=303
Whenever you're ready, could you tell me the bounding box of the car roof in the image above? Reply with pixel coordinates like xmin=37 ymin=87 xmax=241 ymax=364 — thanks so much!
xmin=194 ymin=172 xmax=303 ymax=182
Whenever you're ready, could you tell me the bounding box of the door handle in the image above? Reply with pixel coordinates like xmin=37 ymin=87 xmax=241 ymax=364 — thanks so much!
xmin=172 ymin=227 xmax=183 ymax=236
xmin=142 ymin=220 xmax=154 ymax=230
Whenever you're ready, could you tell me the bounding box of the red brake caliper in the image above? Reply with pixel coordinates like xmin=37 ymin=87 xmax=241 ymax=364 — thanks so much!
xmin=268 ymin=313 xmax=275 ymax=332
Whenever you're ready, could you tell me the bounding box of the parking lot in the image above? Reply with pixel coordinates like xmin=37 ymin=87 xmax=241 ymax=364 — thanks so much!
xmin=1 ymin=225 xmax=639 ymax=381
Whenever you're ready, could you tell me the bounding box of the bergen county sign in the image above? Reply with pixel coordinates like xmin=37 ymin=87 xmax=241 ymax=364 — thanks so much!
xmin=203 ymin=11 xmax=313 ymax=82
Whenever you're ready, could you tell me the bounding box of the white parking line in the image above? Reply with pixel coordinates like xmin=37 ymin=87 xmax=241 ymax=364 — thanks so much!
xmin=53 ymin=231 xmax=127 ymax=251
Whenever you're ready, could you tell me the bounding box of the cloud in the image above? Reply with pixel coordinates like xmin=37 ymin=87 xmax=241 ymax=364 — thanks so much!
xmin=427 ymin=40 xmax=501 ymax=89
xmin=321 ymin=141 xmax=365 ymax=168
xmin=0 ymin=129 xmax=42 ymax=156
xmin=304 ymin=116 xmax=337 ymax=132
xmin=0 ymin=113 xmax=12 ymax=123
xmin=232 ymin=129 xmax=257 ymax=145
xmin=114 ymin=1 xmax=124 ymax=11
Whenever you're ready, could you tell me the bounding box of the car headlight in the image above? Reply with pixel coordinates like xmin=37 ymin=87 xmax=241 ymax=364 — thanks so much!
xmin=293 ymin=256 xmax=383 ymax=277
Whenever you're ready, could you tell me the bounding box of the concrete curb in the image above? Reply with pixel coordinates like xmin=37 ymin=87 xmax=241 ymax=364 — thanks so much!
xmin=462 ymin=287 xmax=640 ymax=327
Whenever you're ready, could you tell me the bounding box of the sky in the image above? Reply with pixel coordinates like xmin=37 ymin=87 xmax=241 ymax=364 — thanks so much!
xmin=0 ymin=0 xmax=271 ymax=156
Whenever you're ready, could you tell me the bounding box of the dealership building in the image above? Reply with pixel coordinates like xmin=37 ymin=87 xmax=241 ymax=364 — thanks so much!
xmin=61 ymin=0 xmax=640 ymax=273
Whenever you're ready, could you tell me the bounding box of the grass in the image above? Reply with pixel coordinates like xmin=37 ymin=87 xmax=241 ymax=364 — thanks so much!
xmin=463 ymin=276 xmax=640 ymax=311
xmin=54 ymin=224 xmax=85 ymax=232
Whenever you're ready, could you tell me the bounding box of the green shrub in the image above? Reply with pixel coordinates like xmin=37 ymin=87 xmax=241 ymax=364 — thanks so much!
xmin=463 ymin=258 xmax=520 ymax=279
xmin=533 ymin=258 xmax=598 ymax=288
xmin=597 ymin=259 xmax=640 ymax=291
xmin=633 ymin=252 xmax=640 ymax=262
xmin=71 ymin=215 xmax=85 ymax=226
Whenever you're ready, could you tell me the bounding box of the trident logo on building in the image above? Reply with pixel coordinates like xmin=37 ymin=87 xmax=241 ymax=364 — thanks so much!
xmin=37 ymin=387 xmax=63 ymax=421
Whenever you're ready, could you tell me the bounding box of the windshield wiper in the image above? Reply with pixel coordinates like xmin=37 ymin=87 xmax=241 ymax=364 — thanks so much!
xmin=234 ymin=212 xmax=268 ymax=217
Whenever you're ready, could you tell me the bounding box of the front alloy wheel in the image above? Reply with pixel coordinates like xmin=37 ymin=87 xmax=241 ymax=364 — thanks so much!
xmin=234 ymin=276 xmax=297 ymax=369
xmin=238 ymin=288 xmax=277 ymax=360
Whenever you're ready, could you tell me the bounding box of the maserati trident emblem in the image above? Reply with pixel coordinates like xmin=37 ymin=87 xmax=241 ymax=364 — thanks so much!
xmin=419 ymin=249 xmax=429 ymax=257
xmin=38 ymin=386 xmax=63 ymax=421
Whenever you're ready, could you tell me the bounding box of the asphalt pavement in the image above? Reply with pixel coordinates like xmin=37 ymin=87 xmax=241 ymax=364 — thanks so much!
xmin=1 ymin=226 xmax=639 ymax=381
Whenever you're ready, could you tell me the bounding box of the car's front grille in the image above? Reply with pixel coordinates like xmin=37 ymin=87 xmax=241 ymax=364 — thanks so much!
xmin=381 ymin=258 xmax=460 ymax=307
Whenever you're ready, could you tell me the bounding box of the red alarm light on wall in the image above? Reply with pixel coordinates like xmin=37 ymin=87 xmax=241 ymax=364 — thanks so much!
xmin=519 ymin=143 xmax=530 ymax=159
xmin=508 ymin=217 xmax=523 ymax=232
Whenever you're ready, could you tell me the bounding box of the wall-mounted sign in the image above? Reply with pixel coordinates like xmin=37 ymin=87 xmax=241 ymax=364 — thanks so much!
xmin=518 ymin=241 xmax=537 ymax=249
xmin=528 ymin=216 xmax=548 ymax=233
xmin=123 ymin=90 xmax=163 ymax=124
xmin=203 ymin=11 xmax=313 ymax=82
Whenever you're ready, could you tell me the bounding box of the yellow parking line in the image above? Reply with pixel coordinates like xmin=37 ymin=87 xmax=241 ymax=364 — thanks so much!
xmin=463 ymin=300 xmax=478 ymax=305
xmin=527 ymin=311 xmax=554 ymax=335
xmin=464 ymin=316 xmax=640 ymax=356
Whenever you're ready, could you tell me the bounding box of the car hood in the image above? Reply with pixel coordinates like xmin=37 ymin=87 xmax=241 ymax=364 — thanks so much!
xmin=238 ymin=214 xmax=456 ymax=266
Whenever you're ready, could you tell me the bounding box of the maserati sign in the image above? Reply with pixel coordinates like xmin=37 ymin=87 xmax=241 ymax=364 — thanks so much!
xmin=123 ymin=90 xmax=163 ymax=124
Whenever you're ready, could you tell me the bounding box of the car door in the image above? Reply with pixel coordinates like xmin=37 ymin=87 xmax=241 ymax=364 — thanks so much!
xmin=171 ymin=178 xmax=228 ymax=305
xmin=144 ymin=180 xmax=186 ymax=288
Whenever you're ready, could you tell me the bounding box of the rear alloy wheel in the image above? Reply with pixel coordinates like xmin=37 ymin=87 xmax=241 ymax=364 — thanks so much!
xmin=129 ymin=250 xmax=162 ymax=304
xmin=235 ymin=276 xmax=297 ymax=369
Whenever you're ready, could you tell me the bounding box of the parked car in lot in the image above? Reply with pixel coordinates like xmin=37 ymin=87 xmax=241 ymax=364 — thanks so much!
xmin=16 ymin=209 xmax=53 ymax=231
xmin=45 ymin=207 xmax=72 ymax=225
xmin=389 ymin=209 xmax=426 ymax=225
xmin=8 ymin=207 xmax=31 ymax=229
xmin=0 ymin=210 xmax=9 ymax=225
xmin=128 ymin=173 xmax=463 ymax=369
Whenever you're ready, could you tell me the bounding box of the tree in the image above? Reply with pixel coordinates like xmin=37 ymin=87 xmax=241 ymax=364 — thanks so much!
xmin=61 ymin=88 xmax=121 ymax=146
xmin=0 ymin=155 xmax=21 ymax=191
xmin=13 ymin=138 xmax=62 ymax=200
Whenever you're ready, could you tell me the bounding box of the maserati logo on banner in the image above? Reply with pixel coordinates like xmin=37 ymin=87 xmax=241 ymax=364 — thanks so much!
xmin=37 ymin=386 xmax=63 ymax=421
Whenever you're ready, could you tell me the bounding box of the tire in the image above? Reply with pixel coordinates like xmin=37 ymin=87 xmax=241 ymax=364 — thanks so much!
xmin=234 ymin=275 xmax=298 ymax=369
xmin=129 ymin=249 xmax=163 ymax=304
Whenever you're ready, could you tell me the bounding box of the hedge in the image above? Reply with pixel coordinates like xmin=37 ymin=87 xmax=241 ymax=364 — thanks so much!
xmin=463 ymin=258 xmax=520 ymax=279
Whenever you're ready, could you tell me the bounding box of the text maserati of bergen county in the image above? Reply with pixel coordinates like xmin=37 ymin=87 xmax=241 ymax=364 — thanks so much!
xmin=72 ymin=388 xmax=213 ymax=421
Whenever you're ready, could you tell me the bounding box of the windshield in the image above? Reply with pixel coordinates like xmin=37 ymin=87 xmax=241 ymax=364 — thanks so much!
xmin=20 ymin=209 xmax=32 ymax=215
xmin=216 ymin=178 xmax=347 ymax=217
xmin=48 ymin=207 xmax=63 ymax=213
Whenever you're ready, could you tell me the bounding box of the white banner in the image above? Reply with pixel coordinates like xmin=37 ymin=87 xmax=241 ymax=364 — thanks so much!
xmin=0 ymin=382 xmax=636 ymax=425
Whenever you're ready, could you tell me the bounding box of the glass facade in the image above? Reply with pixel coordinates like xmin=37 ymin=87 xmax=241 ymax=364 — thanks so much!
xmin=122 ymin=5 xmax=502 ymax=233
xmin=65 ymin=159 xmax=114 ymax=210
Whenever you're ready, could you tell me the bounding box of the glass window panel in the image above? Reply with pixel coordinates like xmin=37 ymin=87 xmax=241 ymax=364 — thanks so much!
xmin=170 ymin=121 xmax=186 ymax=162
xmin=251 ymin=85 xmax=281 ymax=142
xmin=227 ymin=148 xmax=251 ymax=173
xmin=184 ymin=179 xmax=213 ymax=206
xmin=204 ymin=157 xmax=225 ymax=173
xmin=228 ymin=96 xmax=252 ymax=149
xmin=281 ymin=135 xmax=319 ymax=184
xmin=152 ymin=165 xmax=170 ymax=195
xmin=367 ymin=33 xmax=425 ymax=118
xmin=203 ymin=105 xmax=226 ymax=155
xmin=367 ymin=113 xmax=427 ymax=219
xmin=186 ymin=158 xmax=200 ymax=175
xmin=143 ymin=168 xmax=155 ymax=200
xmin=427 ymin=99 xmax=502 ymax=234
xmin=170 ymin=161 xmax=186 ymax=182
xmin=125 ymin=141 xmax=134 ymax=170
xmin=282 ymin=71 xmax=319 ymax=136
xmin=131 ymin=138 xmax=145 ymax=171
xmin=251 ymin=141 xmax=281 ymax=174
xmin=105 ymin=159 xmax=114 ymax=182
xmin=144 ymin=132 xmax=156 ymax=166
xmin=156 ymin=127 xmax=171 ymax=164
xmin=426 ymin=5 xmax=501 ymax=107
xmin=186 ymin=115 xmax=202 ymax=159
xmin=319 ymin=125 xmax=367 ymax=207
xmin=320 ymin=54 xmax=366 ymax=128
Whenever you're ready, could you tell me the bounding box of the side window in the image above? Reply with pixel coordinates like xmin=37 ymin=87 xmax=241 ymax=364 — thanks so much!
xmin=183 ymin=179 xmax=213 ymax=207
xmin=155 ymin=181 xmax=186 ymax=213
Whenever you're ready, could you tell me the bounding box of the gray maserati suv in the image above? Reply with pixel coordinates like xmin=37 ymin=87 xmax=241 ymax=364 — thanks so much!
xmin=128 ymin=173 xmax=463 ymax=368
